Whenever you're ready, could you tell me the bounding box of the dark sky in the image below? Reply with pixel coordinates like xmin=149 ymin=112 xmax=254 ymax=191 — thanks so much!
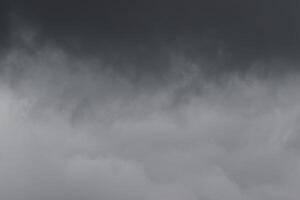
xmin=1 ymin=0 xmax=300 ymax=75
xmin=2 ymin=3 xmax=300 ymax=200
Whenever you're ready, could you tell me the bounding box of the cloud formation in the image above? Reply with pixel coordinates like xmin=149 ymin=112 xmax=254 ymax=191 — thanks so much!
xmin=0 ymin=1 xmax=300 ymax=199
xmin=1 ymin=0 xmax=300 ymax=68
xmin=0 ymin=39 xmax=300 ymax=200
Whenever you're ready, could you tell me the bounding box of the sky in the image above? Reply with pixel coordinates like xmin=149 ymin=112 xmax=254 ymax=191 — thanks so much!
xmin=0 ymin=1 xmax=300 ymax=200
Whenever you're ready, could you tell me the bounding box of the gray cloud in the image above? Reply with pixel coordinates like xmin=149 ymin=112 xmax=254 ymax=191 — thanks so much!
xmin=1 ymin=0 xmax=300 ymax=74
xmin=0 ymin=34 xmax=300 ymax=200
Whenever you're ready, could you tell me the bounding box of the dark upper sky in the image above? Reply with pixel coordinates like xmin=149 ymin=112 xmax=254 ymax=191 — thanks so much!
xmin=1 ymin=0 xmax=300 ymax=75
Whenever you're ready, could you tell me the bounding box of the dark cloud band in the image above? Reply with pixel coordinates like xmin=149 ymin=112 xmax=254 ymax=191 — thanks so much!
xmin=1 ymin=0 xmax=300 ymax=75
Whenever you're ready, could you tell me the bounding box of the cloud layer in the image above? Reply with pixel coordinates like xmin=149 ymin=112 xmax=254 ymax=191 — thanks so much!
xmin=0 ymin=41 xmax=300 ymax=200
xmin=0 ymin=1 xmax=300 ymax=198
xmin=1 ymin=0 xmax=300 ymax=68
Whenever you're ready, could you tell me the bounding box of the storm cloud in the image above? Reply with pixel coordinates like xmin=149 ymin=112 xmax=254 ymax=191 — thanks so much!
xmin=1 ymin=0 xmax=300 ymax=73
xmin=0 ymin=1 xmax=300 ymax=200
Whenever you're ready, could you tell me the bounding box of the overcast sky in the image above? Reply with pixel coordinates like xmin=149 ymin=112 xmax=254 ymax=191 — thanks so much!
xmin=0 ymin=1 xmax=300 ymax=200
xmin=1 ymin=0 xmax=300 ymax=71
